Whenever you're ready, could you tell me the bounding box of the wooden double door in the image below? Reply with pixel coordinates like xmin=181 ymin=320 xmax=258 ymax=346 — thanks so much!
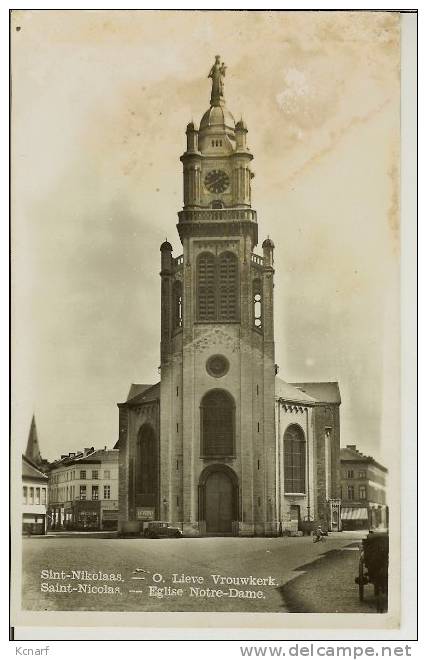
xmin=200 ymin=467 xmax=238 ymax=535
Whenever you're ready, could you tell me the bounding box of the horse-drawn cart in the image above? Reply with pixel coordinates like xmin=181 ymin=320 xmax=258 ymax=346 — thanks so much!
xmin=355 ymin=531 xmax=389 ymax=612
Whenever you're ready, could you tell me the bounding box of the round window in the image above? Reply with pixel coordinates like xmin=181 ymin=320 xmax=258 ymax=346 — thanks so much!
xmin=206 ymin=354 xmax=229 ymax=378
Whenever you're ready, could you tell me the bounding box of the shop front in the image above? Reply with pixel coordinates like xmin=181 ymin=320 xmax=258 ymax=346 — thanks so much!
xmin=341 ymin=506 xmax=368 ymax=530
xmin=73 ymin=500 xmax=101 ymax=530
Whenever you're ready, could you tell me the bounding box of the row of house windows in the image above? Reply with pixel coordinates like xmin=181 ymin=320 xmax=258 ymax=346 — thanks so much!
xmin=50 ymin=469 xmax=111 ymax=483
xmin=50 ymin=484 xmax=112 ymax=502
xmin=345 ymin=470 xmax=367 ymax=479
xmin=79 ymin=485 xmax=111 ymax=500
xmin=23 ymin=486 xmax=47 ymax=505
xmin=346 ymin=485 xmax=367 ymax=500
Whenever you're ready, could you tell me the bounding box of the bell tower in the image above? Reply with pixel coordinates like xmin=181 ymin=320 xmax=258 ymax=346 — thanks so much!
xmin=159 ymin=57 xmax=277 ymax=536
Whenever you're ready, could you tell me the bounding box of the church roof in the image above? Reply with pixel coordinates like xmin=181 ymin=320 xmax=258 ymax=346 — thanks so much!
xmin=275 ymin=378 xmax=317 ymax=404
xmin=275 ymin=379 xmax=341 ymax=405
xmin=290 ymin=381 xmax=341 ymax=405
xmin=125 ymin=382 xmax=160 ymax=406
xmin=22 ymin=455 xmax=48 ymax=481
xmin=126 ymin=383 xmax=156 ymax=401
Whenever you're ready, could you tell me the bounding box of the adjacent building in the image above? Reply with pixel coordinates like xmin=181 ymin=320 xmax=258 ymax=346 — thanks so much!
xmin=22 ymin=455 xmax=49 ymax=535
xmin=340 ymin=445 xmax=388 ymax=530
xmin=116 ymin=58 xmax=342 ymax=537
xmin=22 ymin=416 xmax=49 ymax=535
xmin=48 ymin=448 xmax=119 ymax=530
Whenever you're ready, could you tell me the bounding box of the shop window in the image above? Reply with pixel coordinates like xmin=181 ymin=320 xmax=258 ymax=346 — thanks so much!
xmin=284 ymin=424 xmax=306 ymax=493
xmin=104 ymin=485 xmax=111 ymax=500
xmin=201 ymin=389 xmax=235 ymax=457
xmin=92 ymin=485 xmax=99 ymax=500
xmin=253 ymin=278 xmax=262 ymax=329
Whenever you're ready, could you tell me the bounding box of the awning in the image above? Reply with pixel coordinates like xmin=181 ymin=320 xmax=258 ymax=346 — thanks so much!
xmin=341 ymin=507 xmax=368 ymax=520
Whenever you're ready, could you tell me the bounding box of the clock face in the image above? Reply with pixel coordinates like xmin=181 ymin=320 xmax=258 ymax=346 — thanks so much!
xmin=204 ymin=169 xmax=230 ymax=194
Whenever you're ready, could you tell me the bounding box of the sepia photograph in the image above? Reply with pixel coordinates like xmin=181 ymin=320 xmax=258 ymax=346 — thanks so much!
xmin=10 ymin=8 xmax=414 ymax=635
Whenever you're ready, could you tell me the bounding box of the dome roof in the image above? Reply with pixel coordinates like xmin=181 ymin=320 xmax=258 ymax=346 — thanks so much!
xmin=262 ymin=237 xmax=275 ymax=249
xmin=160 ymin=240 xmax=172 ymax=252
xmin=199 ymin=105 xmax=235 ymax=132
xmin=236 ymin=118 xmax=247 ymax=131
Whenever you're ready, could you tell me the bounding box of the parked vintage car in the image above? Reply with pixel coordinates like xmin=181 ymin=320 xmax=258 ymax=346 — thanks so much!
xmin=355 ymin=530 xmax=389 ymax=612
xmin=143 ymin=521 xmax=183 ymax=539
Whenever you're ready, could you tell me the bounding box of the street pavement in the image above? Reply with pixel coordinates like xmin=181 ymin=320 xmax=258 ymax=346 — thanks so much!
xmin=21 ymin=531 xmax=379 ymax=613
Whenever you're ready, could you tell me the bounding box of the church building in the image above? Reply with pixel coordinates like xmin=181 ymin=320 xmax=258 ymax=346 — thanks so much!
xmin=117 ymin=58 xmax=342 ymax=537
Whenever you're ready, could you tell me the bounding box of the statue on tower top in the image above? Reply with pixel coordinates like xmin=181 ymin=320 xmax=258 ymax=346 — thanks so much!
xmin=208 ymin=55 xmax=226 ymax=106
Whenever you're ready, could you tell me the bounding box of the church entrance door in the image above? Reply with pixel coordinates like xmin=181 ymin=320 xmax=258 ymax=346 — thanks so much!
xmin=205 ymin=470 xmax=233 ymax=534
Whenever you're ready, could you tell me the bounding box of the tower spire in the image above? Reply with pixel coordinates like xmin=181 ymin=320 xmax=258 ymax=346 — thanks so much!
xmin=25 ymin=414 xmax=43 ymax=466
xmin=208 ymin=55 xmax=226 ymax=107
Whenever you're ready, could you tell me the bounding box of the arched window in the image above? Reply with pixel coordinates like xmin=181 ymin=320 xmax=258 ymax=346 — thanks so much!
xmin=136 ymin=425 xmax=158 ymax=505
xmin=201 ymin=390 xmax=235 ymax=457
xmin=173 ymin=281 xmax=183 ymax=330
xmin=284 ymin=424 xmax=306 ymax=493
xmin=197 ymin=252 xmax=239 ymax=322
xmin=197 ymin=252 xmax=216 ymax=321
xmin=253 ymin=278 xmax=262 ymax=329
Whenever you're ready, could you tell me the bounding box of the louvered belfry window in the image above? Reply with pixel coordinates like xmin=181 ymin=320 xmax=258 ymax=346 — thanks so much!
xmin=218 ymin=252 xmax=238 ymax=320
xmin=197 ymin=252 xmax=216 ymax=320
xmin=201 ymin=390 xmax=235 ymax=456
xmin=197 ymin=251 xmax=238 ymax=321
xmin=284 ymin=424 xmax=306 ymax=493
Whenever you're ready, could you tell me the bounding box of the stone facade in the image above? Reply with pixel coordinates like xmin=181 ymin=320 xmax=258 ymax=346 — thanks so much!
xmin=117 ymin=59 xmax=342 ymax=537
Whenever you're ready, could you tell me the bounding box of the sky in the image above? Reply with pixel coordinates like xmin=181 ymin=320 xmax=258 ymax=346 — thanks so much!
xmin=11 ymin=10 xmax=400 ymax=464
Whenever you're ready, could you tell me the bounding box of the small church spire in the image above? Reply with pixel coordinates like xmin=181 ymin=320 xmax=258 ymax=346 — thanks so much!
xmin=208 ymin=55 xmax=226 ymax=107
xmin=25 ymin=415 xmax=43 ymax=466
